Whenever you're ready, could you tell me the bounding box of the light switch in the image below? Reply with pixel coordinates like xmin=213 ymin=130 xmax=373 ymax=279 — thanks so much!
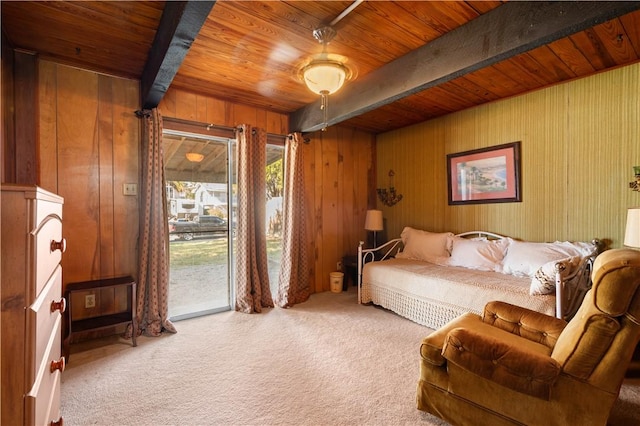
xmin=123 ymin=183 xmax=137 ymax=196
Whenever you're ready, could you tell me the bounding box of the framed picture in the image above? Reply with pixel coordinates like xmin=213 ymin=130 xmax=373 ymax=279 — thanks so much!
xmin=447 ymin=141 xmax=521 ymax=205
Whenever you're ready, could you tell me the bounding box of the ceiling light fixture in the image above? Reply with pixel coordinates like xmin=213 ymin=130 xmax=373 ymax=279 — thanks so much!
xmin=300 ymin=26 xmax=353 ymax=131
xmin=185 ymin=152 xmax=204 ymax=163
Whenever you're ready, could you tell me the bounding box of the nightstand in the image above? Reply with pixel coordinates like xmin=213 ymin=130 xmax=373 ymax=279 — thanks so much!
xmin=342 ymin=255 xmax=359 ymax=290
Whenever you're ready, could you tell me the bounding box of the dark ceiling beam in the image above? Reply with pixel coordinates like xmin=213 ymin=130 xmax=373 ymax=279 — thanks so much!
xmin=140 ymin=1 xmax=215 ymax=109
xmin=290 ymin=1 xmax=640 ymax=133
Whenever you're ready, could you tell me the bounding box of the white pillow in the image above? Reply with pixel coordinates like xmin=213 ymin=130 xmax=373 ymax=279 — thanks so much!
xmin=530 ymin=256 xmax=581 ymax=295
xmin=448 ymin=237 xmax=510 ymax=272
xmin=395 ymin=227 xmax=453 ymax=263
xmin=502 ymin=240 xmax=593 ymax=277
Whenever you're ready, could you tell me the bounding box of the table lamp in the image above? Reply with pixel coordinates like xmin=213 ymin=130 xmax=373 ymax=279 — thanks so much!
xmin=624 ymin=207 xmax=640 ymax=248
xmin=365 ymin=209 xmax=384 ymax=248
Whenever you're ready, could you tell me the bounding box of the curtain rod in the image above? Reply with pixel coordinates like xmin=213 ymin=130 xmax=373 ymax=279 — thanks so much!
xmin=161 ymin=116 xmax=291 ymax=141
xmin=138 ymin=113 xmax=310 ymax=143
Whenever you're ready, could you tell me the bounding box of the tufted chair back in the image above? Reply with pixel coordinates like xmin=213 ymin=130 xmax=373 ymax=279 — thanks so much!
xmin=551 ymin=248 xmax=640 ymax=393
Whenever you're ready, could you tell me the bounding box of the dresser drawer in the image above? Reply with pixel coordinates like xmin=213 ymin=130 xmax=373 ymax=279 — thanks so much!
xmin=26 ymin=365 xmax=62 ymax=426
xmin=26 ymin=317 xmax=63 ymax=426
xmin=33 ymin=197 xmax=62 ymax=231
xmin=31 ymin=213 xmax=64 ymax=299
xmin=28 ymin=265 xmax=64 ymax=385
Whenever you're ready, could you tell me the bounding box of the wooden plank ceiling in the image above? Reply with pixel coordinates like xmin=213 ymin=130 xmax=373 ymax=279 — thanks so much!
xmin=2 ymin=1 xmax=640 ymax=135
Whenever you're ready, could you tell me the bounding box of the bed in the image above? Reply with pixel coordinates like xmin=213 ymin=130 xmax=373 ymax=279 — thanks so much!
xmin=357 ymin=227 xmax=600 ymax=330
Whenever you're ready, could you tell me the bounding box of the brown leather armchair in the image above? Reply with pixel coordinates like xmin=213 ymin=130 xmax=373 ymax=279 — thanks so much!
xmin=417 ymin=248 xmax=640 ymax=426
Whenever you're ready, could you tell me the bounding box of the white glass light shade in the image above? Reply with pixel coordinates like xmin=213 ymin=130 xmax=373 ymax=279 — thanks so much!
xmin=185 ymin=152 xmax=204 ymax=163
xmin=302 ymin=61 xmax=348 ymax=95
xmin=364 ymin=209 xmax=384 ymax=231
xmin=624 ymin=207 xmax=640 ymax=248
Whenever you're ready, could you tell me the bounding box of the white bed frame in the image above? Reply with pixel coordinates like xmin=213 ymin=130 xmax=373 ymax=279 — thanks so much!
xmin=357 ymin=231 xmax=600 ymax=321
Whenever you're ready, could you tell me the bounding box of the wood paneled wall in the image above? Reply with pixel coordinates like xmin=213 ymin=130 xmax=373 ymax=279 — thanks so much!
xmin=38 ymin=61 xmax=140 ymax=286
xmin=376 ymin=62 xmax=640 ymax=248
xmin=160 ymin=88 xmax=289 ymax=134
xmin=13 ymin=50 xmax=38 ymax=184
xmin=303 ymin=126 xmax=375 ymax=293
xmin=160 ymin=88 xmax=376 ymax=293
xmin=2 ymin=34 xmax=15 ymax=184
xmin=2 ymin=46 xmax=39 ymax=185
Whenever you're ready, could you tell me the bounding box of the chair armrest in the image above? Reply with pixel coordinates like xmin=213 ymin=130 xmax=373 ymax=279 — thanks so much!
xmin=442 ymin=327 xmax=561 ymax=400
xmin=482 ymin=301 xmax=567 ymax=349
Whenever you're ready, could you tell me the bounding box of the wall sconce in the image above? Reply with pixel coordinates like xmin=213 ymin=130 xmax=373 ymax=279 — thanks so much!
xmin=377 ymin=170 xmax=403 ymax=207
xmin=630 ymin=166 xmax=640 ymax=192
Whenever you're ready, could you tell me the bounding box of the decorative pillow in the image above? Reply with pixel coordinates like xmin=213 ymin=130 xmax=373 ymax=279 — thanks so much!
xmin=448 ymin=237 xmax=510 ymax=272
xmin=395 ymin=227 xmax=453 ymax=263
xmin=530 ymin=256 xmax=581 ymax=295
xmin=502 ymin=240 xmax=593 ymax=277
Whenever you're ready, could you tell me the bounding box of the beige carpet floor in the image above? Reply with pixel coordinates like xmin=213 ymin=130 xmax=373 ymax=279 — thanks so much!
xmin=62 ymin=288 xmax=640 ymax=425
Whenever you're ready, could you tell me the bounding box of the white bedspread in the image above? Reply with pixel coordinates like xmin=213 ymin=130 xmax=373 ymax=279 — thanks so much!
xmin=361 ymin=258 xmax=556 ymax=329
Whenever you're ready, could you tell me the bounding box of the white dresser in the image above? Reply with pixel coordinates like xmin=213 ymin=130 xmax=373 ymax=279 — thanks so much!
xmin=1 ymin=184 xmax=66 ymax=425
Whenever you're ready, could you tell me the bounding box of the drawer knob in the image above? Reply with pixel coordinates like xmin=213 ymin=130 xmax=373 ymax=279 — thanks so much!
xmin=50 ymin=298 xmax=66 ymax=314
xmin=50 ymin=357 xmax=65 ymax=374
xmin=50 ymin=417 xmax=63 ymax=426
xmin=50 ymin=238 xmax=66 ymax=253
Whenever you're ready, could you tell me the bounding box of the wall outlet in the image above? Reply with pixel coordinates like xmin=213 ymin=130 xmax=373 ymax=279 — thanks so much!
xmin=336 ymin=261 xmax=342 ymax=271
xmin=85 ymin=294 xmax=96 ymax=309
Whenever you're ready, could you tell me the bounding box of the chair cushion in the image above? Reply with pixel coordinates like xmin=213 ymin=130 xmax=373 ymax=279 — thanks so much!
xmin=442 ymin=327 xmax=561 ymax=399
xmin=420 ymin=311 xmax=553 ymax=366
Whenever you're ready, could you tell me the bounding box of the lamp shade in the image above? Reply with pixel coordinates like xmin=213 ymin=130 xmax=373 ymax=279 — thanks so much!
xmin=364 ymin=209 xmax=384 ymax=232
xmin=624 ymin=207 xmax=640 ymax=248
xmin=302 ymin=61 xmax=348 ymax=95
xmin=185 ymin=152 xmax=204 ymax=162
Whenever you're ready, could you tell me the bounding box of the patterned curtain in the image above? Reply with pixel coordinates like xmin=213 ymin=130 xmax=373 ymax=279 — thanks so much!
xmin=275 ymin=133 xmax=311 ymax=307
xmin=235 ymin=124 xmax=274 ymax=313
xmin=136 ymin=108 xmax=177 ymax=335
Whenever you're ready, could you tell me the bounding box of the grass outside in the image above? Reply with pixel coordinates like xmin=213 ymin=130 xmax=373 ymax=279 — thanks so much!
xmin=170 ymin=236 xmax=283 ymax=267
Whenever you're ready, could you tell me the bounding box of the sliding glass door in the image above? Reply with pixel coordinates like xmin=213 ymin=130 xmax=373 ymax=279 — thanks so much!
xmin=163 ymin=131 xmax=234 ymax=320
xmin=163 ymin=129 xmax=284 ymax=319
